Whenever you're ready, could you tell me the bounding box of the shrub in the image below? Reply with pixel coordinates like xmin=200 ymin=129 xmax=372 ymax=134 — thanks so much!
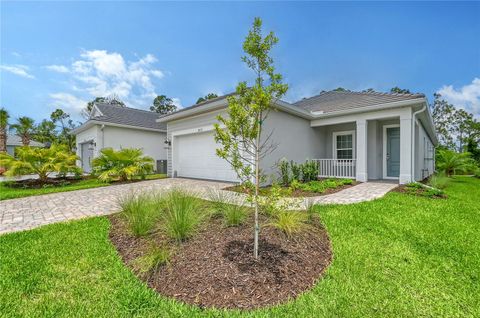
xmin=0 ymin=145 xmax=81 ymax=182
xmin=289 ymin=179 xmax=301 ymax=191
xmin=132 ymin=245 xmax=170 ymax=275
xmin=223 ymin=203 xmax=248 ymax=227
xmin=268 ymin=211 xmax=307 ymax=238
xmin=92 ymin=148 xmax=154 ymax=182
xmin=290 ymin=160 xmax=301 ymax=181
xmin=428 ymin=173 xmax=449 ymax=189
xmin=424 ymin=188 xmax=445 ymax=198
xmin=278 ymin=159 xmax=290 ymax=186
xmin=162 ymin=189 xmax=204 ymax=241
xmin=119 ymin=191 xmax=163 ymax=237
xmin=436 ymin=149 xmax=475 ymax=177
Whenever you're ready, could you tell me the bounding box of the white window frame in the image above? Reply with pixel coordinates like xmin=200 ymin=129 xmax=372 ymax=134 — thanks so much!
xmin=332 ymin=130 xmax=356 ymax=160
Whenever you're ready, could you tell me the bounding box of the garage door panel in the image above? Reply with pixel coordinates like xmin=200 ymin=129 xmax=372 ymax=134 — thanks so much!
xmin=175 ymin=131 xmax=238 ymax=182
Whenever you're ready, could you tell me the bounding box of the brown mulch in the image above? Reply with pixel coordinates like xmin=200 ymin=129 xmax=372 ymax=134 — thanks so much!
xmin=3 ymin=176 xmax=86 ymax=189
xmin=108 ymin=213 xmax=332 ymax=310
xmin=224 ymin=181 xmax=358 ymax=198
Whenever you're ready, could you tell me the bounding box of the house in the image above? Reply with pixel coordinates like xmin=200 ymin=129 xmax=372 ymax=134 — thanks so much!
xmin=72 ymin=103 xmax=167 ymax=173
xmin=6 ymin=134 xmax=45 ymax=156
xmin=157 ymin=91 xmax=437 ymax=184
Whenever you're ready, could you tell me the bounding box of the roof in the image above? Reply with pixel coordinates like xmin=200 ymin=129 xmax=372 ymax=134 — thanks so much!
xmin=7 ymin=135 xmax=44 ymax=147
xmin=293 ymin=91 xmax=425 ymax=114
xmin=89 ymin=103 xmax=166 ymax=131
xmin=157 ymin=93 xmax=234 ymax=120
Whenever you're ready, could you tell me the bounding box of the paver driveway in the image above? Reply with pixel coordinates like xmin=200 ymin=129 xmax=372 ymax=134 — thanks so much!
xmin=0 ymin=178 xmax=397 ymax=235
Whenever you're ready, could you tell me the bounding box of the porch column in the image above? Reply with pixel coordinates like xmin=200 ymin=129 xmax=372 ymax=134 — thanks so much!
xmin=356 ymin=119 xmax=368 ymax=182
xmin=399 ymin=111 xmax=413 ymax=184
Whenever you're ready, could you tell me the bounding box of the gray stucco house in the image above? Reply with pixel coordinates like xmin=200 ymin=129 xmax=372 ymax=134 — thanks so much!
xmin=157 ymin=91 xmax=437 ymax=184
xmin=72 ymin=103 xmax=167 ymax=173
xmin=6 ymin=135 xmax=44 ymax=156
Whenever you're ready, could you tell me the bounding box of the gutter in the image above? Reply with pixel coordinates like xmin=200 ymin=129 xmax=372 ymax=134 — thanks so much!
xmin=72 ymin=120 xmax=167 ymax=135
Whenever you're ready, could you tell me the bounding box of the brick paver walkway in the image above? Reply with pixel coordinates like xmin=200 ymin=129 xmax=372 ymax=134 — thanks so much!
xmin=0 ymin=179 xmax=397 ymax=235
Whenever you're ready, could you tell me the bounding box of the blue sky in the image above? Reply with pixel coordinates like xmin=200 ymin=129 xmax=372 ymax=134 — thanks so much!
xmin=1 ymin=1 xmax=479 ymax=122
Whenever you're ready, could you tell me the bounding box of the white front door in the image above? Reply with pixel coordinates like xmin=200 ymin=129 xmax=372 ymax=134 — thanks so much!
xmin=175 ymin=130 xmax=238 ymax=182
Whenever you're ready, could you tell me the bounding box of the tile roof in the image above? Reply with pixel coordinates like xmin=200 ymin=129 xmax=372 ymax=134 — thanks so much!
xmin=6 ymin=135 xmax=44 ymax=147
xmin=92 ymin=103 xmax=166 ymax=130
xmin=293 ymin=91 xmax=425 ymax=114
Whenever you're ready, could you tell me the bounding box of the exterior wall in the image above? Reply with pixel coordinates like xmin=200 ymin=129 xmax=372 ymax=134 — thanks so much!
xmin=320 ymin=122 xmax=356 ymax=159
xmin=6 ymin=145 xmax=15 ymax=156
xmin=260 ymin=109 xmax=323 ymax=181
xmin=75 ymin=124 xmax=166 ymax=171
xmin=414 ymin=120 xmax=435 ymax=181
xmin=102 ymin=126 xmax=167 ymax=163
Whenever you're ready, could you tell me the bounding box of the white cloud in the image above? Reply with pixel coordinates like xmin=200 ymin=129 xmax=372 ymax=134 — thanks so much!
xmin=438 ymin=78 xmax=480 ymax=117
xmin=65 ymin=50 xmax=163 ymax=105
xmin=49 ymin=93 xmax=87 ymax=113
xmin=0 ymin=64 xmax=35 ymax=79
xmin=171 ymin=97 xmax=182 ymax=108
xmin=45 ymin=65 xmax=69 ymax=73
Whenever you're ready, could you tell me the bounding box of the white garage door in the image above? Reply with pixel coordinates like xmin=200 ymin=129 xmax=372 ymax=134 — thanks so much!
xmin=175 ymin=130 xmax=239 ymax=182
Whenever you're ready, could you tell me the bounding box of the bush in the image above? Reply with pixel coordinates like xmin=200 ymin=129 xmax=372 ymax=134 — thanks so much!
xmin=223 ymin=203 xmax=248 ymax=227
xmin=290 ymin=160 xmax=301 ymax=181
xmin=162 ymin=189 xmax=204 ymax=241
xmin=119 ymin=191 xmax=163 ymax=237
xmin=268 ymin=211 xmax=307 ymax=238
xmin=92 ymin=148 xmax=154 ymax=182
xmin=428 ymin=173 xmax=449 ymax=189
xmin=132 ymin=244 xmax=170 ymax=275
xmin=278 ymin=159 xmax=290 ymax=186
xmin=300 ymin=160 xmax=319 ymax=183
xmin=0 ymin=145 xmax=81 ymax=182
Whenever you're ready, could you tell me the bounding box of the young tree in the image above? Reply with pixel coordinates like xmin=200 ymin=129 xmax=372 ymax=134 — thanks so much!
xmin=0 ymin=107 xmax=9 ymax=152
xmin=150 ymin=95 xmax=177 ymax=114
xmin=214 ymin=17 xmax=288 ymax=259
xmin=10 ymin=116 xmax=35 ymax=146
xmin=196 ymin=93 xmax=219 ymax=104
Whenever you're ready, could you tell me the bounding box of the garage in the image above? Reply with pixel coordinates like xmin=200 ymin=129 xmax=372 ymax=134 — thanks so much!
xmin=174 ymin=130 xmax=239 ymax=182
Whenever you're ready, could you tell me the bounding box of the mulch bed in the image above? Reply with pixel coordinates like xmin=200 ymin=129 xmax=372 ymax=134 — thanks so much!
xmin=3 ymin=176 xmax=86 ymax=189
xmin=224 ymin=181 xmax=358 ymax=198
xmin=108 ymin=213 xmax=332 ymax=310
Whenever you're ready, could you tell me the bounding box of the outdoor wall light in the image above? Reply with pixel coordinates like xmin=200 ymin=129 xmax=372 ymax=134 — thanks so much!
xmin=164 ymin=138 xmax=171 ymax=146
xmin=88 ymin=141 xmax=96 ymax=150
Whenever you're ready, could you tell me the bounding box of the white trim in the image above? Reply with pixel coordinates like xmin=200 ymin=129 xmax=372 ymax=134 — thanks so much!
xmin=332 ymin=130 xmax=356 ymax=159
xmin=72 ymin=120 xmax=166 ymax=135
xmin=383 ymin=124 xmax=400 ymax=180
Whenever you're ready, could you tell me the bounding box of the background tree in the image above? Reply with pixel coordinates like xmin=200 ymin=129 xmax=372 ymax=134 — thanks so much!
xmin=10 ymin=116 xmax=35 ymax=146
xmin=150 ymin=95 xmax=177 ymax=114
xmin=34 ymin=119 xmax=57 ymax=144
xmin=51 ymin=109 xmax=77 ymax=151
xmin=196 ymin=93 xmax=219 ymax=104
xmin=214 ymin=17 xmax=288 ymax=259
xmin=332 ymin=87 xmax=350 ymax=92
xmin=390 ymin=87 xmax=412 ymax=94
xmin=0 ymin=108 xmax=9 ymax=153
xmin=431 ymin=93 xmax=458 ymax=149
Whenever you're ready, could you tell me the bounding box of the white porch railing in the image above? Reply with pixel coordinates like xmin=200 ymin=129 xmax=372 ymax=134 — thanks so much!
xmin=313 ymin=159 xmax=357 ymax=179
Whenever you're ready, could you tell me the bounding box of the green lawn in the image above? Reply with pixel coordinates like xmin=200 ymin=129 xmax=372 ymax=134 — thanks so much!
xmin=0 ymin=177 xmax=478 ymax=317
xmin=0 ymin=174 xmax=167 ymax=201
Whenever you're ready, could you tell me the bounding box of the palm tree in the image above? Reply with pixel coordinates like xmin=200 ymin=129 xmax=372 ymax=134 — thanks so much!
xmin=0 ymin=108 xmax=9 ymax=153
xmin=92 ymin=148 xmax=154 ymax=182
xmin=10 ymin=116 xmax=35 ymax=146
xmin=436 ymin=149 xmax=475 ymax=177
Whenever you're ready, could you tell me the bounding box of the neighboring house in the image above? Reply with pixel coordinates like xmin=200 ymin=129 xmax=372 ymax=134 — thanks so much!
xmin=157 ymin=91 xmax=437 ymax=184
xmin=72 ymin=103 xmax=167 ymax=173
xmin=6 ymin=134 xmax=45 ymax=156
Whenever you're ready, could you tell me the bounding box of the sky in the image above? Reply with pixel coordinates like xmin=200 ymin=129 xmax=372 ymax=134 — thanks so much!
xmin=1 ymin=1 xmax=479 ymax=123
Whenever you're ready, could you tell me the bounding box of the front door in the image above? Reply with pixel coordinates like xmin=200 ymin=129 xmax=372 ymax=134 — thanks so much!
xmin=81 ymin=142 xmax=94 ymax=173
xmin=386 ymin=127 xmax=400 ymax=178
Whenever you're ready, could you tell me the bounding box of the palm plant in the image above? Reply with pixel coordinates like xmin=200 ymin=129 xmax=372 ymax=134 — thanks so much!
xmin=92 ymin=148 xmax=154 ymax=182
xmin=0 ymin=107 xmax=9 ymax=153
xmin=10 ymin=116 xmax=35 ymax=146
xmin=0 ymin=145 xmax=81 ymax=182
xmin=436 ymin=149 xmax=475 ymax=177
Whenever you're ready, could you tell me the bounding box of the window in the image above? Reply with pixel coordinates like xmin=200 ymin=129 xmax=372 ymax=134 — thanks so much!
xmin=333 ymin=131 xmax=355 ymax=159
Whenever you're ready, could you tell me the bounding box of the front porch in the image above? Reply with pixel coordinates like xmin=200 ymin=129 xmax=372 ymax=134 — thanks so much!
xmin=311 ymin=107 xmax=416 ymax=184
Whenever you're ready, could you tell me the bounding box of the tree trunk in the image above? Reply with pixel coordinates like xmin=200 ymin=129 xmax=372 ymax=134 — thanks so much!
xmin=21 ymin=135 xmax=30 ymax=146
xmin=253 ymin=113 xmax=262 ymax=260
xmin=0 ymin=128 xmax=6 ymax=152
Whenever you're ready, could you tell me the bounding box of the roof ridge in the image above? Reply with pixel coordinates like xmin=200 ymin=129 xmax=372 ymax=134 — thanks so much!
xmin=294 ymin=89 xmax=423 ymax=104
xmin=95 ymin=102 xmax=158 ymax=115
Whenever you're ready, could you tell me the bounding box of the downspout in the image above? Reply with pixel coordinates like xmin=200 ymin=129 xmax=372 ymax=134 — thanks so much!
xmin=411 ymin=104 xmax=426 ymax=182
xmin=100 ymin=124 xmax=105 ymax=153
